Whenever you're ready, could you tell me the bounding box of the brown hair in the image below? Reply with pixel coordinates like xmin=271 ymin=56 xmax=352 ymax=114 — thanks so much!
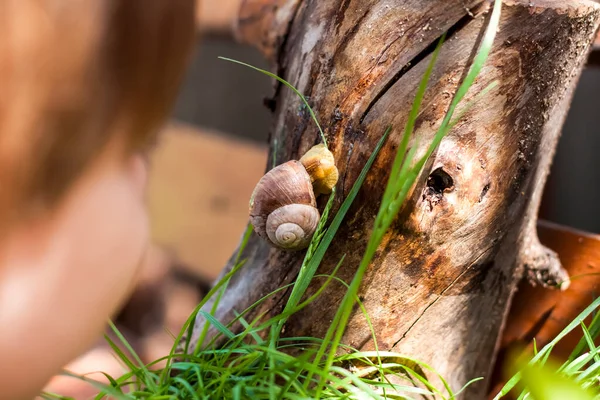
xmin=0 ymin=0 xmax=195 ymax=228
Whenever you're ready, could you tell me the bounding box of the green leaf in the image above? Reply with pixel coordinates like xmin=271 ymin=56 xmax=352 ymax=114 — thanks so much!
xmin=198 ymin=310 xmax=236 ymax=340
xmin=570 ymin=305 xmax=600 ymax=361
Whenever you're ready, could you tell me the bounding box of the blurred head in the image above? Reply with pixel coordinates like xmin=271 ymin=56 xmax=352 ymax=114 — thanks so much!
xmin=0 ymin=0 xmax=195 ymax=396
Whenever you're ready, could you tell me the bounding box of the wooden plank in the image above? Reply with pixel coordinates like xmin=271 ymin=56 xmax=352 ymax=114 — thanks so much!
xmin=148 ymin=123 xmax=267 ymax=279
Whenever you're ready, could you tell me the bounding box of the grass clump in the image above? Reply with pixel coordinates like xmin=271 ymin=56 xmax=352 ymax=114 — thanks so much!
xmin=494 ymin=296 xmax=600 ymax=400
xmin=41 ymin=1 xmax=513 ymax=398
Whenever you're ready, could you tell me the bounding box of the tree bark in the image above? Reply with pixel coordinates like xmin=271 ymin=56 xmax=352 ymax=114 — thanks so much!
xmin=188 ymin=0 xmax=600 ymax=397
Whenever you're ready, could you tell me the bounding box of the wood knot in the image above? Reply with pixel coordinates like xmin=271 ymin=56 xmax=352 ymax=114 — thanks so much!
xmin=524 ymin=243 xmax=570 ymax=291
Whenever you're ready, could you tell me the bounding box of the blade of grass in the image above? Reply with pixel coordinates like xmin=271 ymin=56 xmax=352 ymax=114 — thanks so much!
xmin=219 ymin=57 xmax=327 ymax=146
xmin=494 ymin=296 xmax=600 ymax=398
xmin=195 ymin=224 xmax=254 ymax=352
xmin=274 ymin=125 xmax=392 ymax=342
xmin=107 ymin=320 xmax=156 ymax=392
xmin=198 ymin=310 xmax=236 ymax=340
xmin=570 ymin=303 xmax=600 ymax=361
xmin=57 ymin=371 xmax=130 ymax=400
xmin=380 ymin=33 xmax=445 ymax=210
xmin=422 ymin=0 xmax=502 ymax=165
xmin=581 ymin=322 xmax=600 ymax=363
xmin=156 ymin=225 xmax=254 ymax=387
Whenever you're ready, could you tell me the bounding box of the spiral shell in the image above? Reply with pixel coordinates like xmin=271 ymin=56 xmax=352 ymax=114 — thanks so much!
xmin=266 ymin=204 xmax=320 ymax=249
xmin=249 ymin=160 xmax=319 ymax=250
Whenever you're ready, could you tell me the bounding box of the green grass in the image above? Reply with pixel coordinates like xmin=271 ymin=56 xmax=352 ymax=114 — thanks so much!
xmin=493 ymin=296 xmax=600 ymax=400
xmin=36 ymin=1 xmax=566 ymax=399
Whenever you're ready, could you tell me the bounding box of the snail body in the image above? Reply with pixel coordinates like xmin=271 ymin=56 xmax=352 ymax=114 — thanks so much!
xmin=299 ymin=143 xmax=339 ymax=195
xmin=249 ymin=144 xmax=338 ymax=251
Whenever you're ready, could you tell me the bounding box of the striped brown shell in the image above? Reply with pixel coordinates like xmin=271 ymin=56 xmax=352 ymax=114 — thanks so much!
xmin=249 ymin=160 xmax=319 ymax=250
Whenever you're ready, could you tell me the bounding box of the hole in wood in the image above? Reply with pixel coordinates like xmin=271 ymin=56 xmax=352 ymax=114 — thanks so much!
xmin=427 ymin=167 xmax=454 ymax=194
xmin=480 ymin=183 xmax=491 ymax=203
xmin=423 ymin=167 xmax=454 ymax=210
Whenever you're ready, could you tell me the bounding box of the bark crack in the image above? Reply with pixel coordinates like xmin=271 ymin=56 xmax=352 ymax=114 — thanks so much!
xmin=392 ymin=244 xmax=493 ymax=349
xmin=340 ymin=142 xmax=355 ymax=197
xmin=358 ymin=5 xmax=482 ymax=124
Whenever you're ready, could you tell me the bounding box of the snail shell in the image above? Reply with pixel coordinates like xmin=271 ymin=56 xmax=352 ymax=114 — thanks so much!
xmin=249 ymin=160 xmax=320 ymax=250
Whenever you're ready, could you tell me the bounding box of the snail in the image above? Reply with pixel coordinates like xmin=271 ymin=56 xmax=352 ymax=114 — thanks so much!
xmin=249 ymin=144 xmax=339 ymax=250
